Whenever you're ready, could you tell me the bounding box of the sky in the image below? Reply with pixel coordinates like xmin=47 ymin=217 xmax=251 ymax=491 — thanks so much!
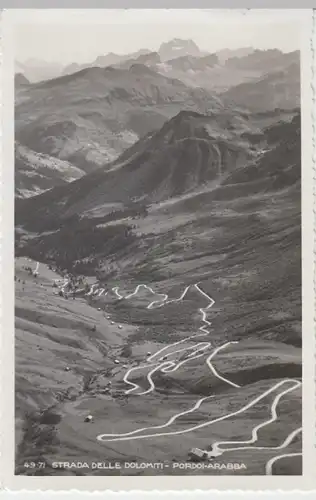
xmin=13 ymin=10 xmax=300 ymax=65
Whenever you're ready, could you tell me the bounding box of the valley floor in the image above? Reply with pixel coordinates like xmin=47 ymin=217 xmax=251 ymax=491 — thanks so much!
xmin=15 ymin=257 xmax=302 ymax=476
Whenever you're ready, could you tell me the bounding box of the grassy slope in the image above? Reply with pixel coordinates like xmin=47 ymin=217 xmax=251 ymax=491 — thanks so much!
xmin=15 ymin=113 xmax=301 ymax=476
xmin=15 ymin=67 xmax=222 ymax=173
xmin=15 ymin=257 xmax=301 ymax=476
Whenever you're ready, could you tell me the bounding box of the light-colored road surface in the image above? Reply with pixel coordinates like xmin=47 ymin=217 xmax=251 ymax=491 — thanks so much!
xmin=96 ymin=395 xmax=214 ymax=439
xmin=97 ymin=379 xmax=301 ymax=443
xmin=211 ymin=380 xmax=301 ymax=455
xmin=50 ymin=272 xmax=301 ymax=475
xmin=265 ymin=452 xmax=302 ymax=475
xmin=91 ymin=282 xmax=240 ymax=394
xmin=123 ymin=341 xmax=239 ymax=396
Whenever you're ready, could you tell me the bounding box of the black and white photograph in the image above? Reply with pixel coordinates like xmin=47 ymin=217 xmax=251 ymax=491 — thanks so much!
xmin=4 ymin=8 xmax=312 ymax=488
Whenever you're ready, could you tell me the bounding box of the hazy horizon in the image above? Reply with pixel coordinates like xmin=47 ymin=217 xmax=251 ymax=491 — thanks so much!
xmin=14 ymin=17 xmax=299 ymax=66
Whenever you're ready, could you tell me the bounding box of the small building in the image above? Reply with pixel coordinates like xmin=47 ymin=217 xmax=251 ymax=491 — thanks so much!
xmin=188 ymin=448 xmax=209 ymax=461
xmin=84 ymin=415 xmax=93 ymax=423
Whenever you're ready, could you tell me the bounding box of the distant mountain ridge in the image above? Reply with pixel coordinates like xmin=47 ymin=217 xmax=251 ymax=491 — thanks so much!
xmin=110 ymin=46 xmax=299 ymax=95
xmin=158 ymin=38 xmax=206 ymax=61
xmin=163 ymin=53 xmax=219 ymax=71
xmin=15 ymin=39 xmax=216 ymax=83
xmin=220 ymin=59 xmax=300 ymax=111
xmin=13 ymin=40 xmax=254 ymax=83
xmin=15 ymin=73 xmax=30 ymax=87
xmin=216 ymin=47 xmax=254 ymax=64
xmin=61 ymin=39 xmax=207 ymax=75
xmin=15 ymin=64 xmax=224 ymax=179
xmin=15 ymin=42 xmax=300 ymax=201
xmin=226 ymin=49 xmax=299 ymax=73
xmin=61 ymin=48 xmax=151 ymax=76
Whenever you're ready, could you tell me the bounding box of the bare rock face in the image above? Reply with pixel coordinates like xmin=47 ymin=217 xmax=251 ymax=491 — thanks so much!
xmin=159 ymin=38 xmax=204 ymax=61
xmin=14 ymin=42 xmax=301 ymax=477
xmin=15 ymin=142 xmax=85 ymax=198
xmin=15 ymin=65 xmax=223 ymax=185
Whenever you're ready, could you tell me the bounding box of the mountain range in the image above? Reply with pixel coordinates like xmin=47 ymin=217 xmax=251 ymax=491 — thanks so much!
xmin=221 ymin=60 xmax=300 ymax=111
xmin=61 ymin=48 xmax=152 ymax=77
xmin=15 ymin=64 xmax=224 ymax=197
xmin=15 ymin=43 xmax=300 ymax=198
xmin=15 ymin=40 xmax=302 ymax=473
xmin=16 ymin=39 xmax=209 ymax=82
xmin=16 ymin=109 xmax=301 ymax=327
xmin=15 ymin=42 xmax=299 ymax=95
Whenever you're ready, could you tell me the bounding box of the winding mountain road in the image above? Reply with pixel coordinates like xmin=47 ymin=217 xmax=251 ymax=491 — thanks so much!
xmin=97 ymin=378 xmax=301 ymax=443
xmin=51 ymin=274 xmax=301 ymax=475
xmin=211 ymin=379 xmax=301 ymax=455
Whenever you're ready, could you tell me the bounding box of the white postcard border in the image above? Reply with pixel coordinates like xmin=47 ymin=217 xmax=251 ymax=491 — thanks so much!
xmin=0 ymin=8 xmax=314 ymax=491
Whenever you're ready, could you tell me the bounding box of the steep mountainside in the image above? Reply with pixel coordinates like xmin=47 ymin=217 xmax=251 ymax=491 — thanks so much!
xmin=15 ymin=142 xmax=85 ymax=198
xmin=14 ymin=108 xmax=264 ymax=222
xmin=16 ymin=112 xmax=301 ymax=338
xmin=221 ymin=62 xmax=300 ymax=111
xmin=15 ymin=66 xmax=224 ymax=174
xmin=15 ymin=73 xmax=30 ymax=88
xmin=16 ymin=110 xmax=254 ymax=221
xmin=15 ymin=109 xmax=301 ymax=475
